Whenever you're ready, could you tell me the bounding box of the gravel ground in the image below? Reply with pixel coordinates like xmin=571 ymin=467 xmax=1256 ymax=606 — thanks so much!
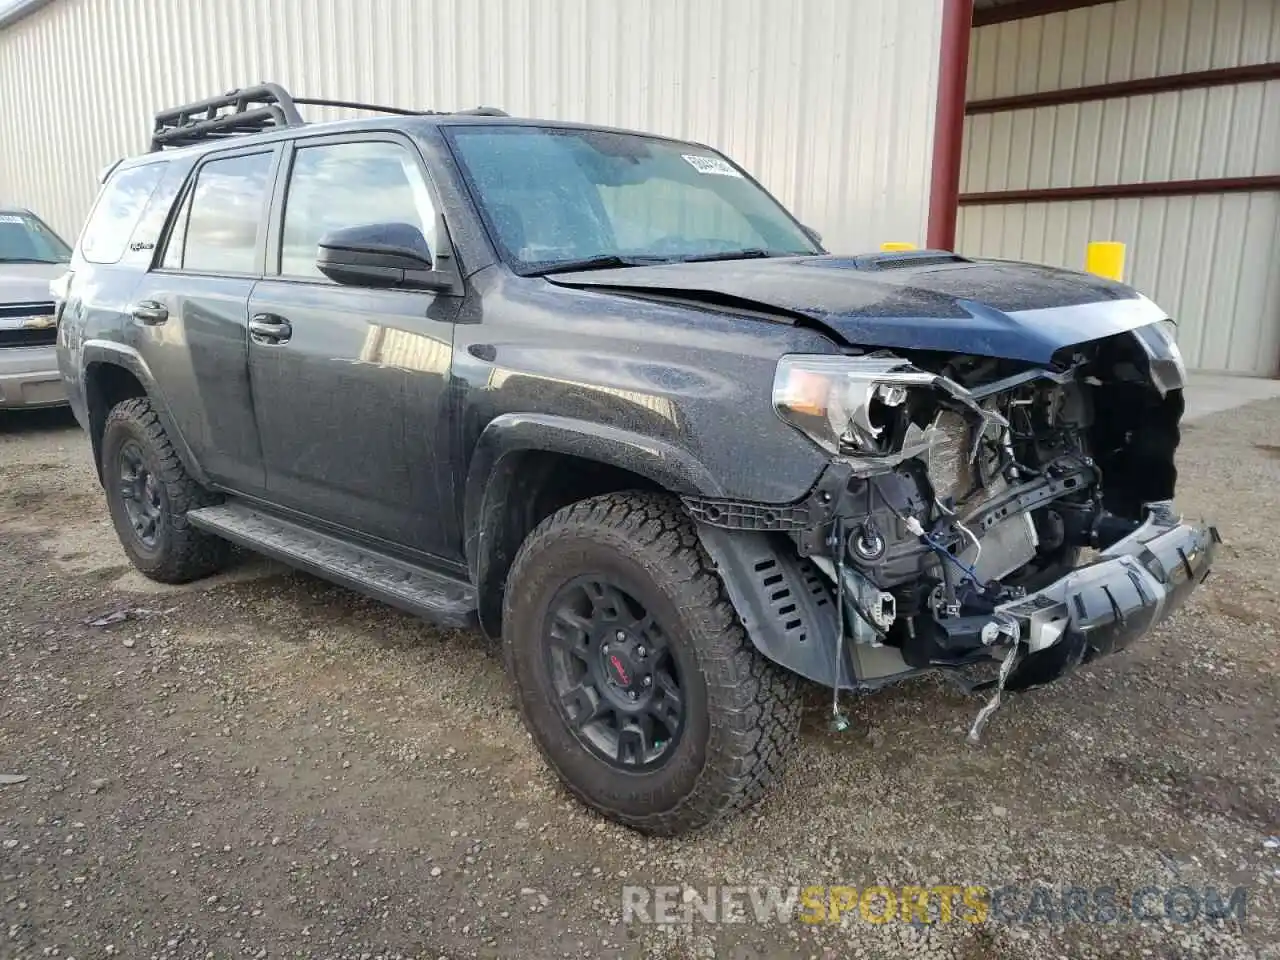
xmin=1 ymin=401 xmax=1277 ymax=960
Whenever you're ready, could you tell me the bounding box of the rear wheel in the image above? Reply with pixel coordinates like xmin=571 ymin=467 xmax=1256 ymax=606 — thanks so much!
xmin=101 ymin=398 xmax=230 ymax=583
xmin=503 ymin=491 xmax=802 ymax=835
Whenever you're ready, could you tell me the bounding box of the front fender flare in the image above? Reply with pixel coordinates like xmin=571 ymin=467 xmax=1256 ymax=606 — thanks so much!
xmin=462 ymin=413 xmax=726 ymax=636
xmin=463 ymin=413 xmax=725 ymax=573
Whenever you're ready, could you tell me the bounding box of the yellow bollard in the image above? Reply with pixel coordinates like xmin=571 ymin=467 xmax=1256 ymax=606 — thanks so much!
xmin=1086 ymin=241 xmax=1125 ymax=281
xmin=881 ymin=242 xmax=917 ymax=252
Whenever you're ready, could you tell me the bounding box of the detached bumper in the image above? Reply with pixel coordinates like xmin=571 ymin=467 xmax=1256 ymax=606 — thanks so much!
xmin=996 ymin=512 xmax=1219 ymax=690
xmin=0 ymin=345 xmax=65 ymax=408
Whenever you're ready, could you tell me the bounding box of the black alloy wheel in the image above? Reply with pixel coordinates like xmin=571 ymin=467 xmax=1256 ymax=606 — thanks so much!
xmin=544 ymin=575 xmax=685 ymax=770
xmin=117 ymin=438 xmax=164 ymax=549
xmin=503 ymin=491 xmax=803 ymax=835
xmin=100 ymin=397 xmax=229 ymax=583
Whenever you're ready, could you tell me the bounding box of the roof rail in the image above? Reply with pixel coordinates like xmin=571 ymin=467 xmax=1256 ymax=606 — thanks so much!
xmin=149 ymin=83 xmax=510 ymax=152
xmin=292 ymin=96 xmax=509 ymax=118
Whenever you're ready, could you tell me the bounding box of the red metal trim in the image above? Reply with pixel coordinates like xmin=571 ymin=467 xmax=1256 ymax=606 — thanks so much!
xmin=959 ymin=176 xmax=1280 ymax=205
xmin=927 ymin=0 xmax=974 ymax=250
xmin=967 ymin=62 xmax=1280 ymax=114
xmin=972 ymin=0 xmax=1115 ymax=28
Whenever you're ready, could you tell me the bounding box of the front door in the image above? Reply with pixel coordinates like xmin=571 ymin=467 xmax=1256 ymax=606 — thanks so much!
xmin=247 ymin=134 xmax=461 ymax=557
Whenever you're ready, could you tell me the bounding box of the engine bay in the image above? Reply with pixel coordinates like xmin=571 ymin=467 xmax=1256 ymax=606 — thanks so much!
xmin=795 ymin=326 xmax=1187 ymax=672
xmin=686 ymin=319 xmax=1200 ymax=734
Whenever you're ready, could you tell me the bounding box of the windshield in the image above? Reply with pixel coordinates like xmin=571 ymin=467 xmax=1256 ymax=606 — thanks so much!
xmin=0 ymin=212 xmax=71 ymax=263
xmin=445 ymin=126 xmax=820 ymax=273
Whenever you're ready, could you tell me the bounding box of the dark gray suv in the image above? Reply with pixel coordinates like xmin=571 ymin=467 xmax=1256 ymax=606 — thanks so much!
xmin=58 ymin=84 xmax=1217 ymax=834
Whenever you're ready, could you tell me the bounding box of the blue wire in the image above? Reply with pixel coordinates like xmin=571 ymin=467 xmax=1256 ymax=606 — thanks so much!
xmin=869 ymin=474 xmax=988 ymax=590
xmin=920 ymin=531 xmax=987 ymax=589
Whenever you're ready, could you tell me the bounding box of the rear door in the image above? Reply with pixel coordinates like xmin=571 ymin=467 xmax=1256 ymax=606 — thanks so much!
xmin=131 ymin=146 xmax=281 ymax=493
xmin=247 ymin=132 xmax=462 ymax=556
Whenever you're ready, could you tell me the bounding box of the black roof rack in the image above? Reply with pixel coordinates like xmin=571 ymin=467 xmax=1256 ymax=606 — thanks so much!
xmin=150 ymin=83 xmax=303 ymax=151
xmin=149 ymin=83 xmax=509 ymax=152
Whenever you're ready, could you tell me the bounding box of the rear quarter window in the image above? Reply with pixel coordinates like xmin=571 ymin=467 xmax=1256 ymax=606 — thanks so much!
xmin=78 ymin=161 xmax=168 ymax=265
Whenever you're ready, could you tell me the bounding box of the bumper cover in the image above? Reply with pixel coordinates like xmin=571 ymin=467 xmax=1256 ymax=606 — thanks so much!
xmin=0 ymin=345 xmax=65 ymax=408
xmin=996 ymin=512 xmax=1219 ymax=690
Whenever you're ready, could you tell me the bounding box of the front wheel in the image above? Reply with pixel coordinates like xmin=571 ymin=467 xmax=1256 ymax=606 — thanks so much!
xmin=503 ymin=491 xmax=802 ymax=835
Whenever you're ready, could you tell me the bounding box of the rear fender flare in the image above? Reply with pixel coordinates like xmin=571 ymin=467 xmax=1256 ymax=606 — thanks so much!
xmin=81 ymin=341 xmax=209 ymax=487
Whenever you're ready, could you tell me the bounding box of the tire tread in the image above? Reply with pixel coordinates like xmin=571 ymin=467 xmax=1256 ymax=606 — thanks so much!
xmin=504 ymin=491 xmax=802 ymax=834
xmin=103 ymin=398 xmax=229 ymax=583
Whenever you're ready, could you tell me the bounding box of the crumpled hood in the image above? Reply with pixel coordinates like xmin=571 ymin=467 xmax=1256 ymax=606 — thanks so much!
xmin=0 ymin=262 xmax=66 ymax=305
xmin=546 ymin=255 xmax=1169 ymax=364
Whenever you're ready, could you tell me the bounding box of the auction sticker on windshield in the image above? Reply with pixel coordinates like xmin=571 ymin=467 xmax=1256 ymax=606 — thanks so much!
xmin=682 ymin=154 xmax=743 ymax=177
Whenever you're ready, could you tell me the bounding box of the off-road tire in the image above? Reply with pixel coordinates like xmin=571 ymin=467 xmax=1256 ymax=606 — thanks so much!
xmin=503 ymin=491 xmax=802 ymax=835
xmin=101 ymin=397 xmax=230 ymax=584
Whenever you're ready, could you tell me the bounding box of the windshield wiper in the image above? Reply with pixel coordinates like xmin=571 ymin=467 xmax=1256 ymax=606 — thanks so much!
xmin=530 ymin=254 xmax=674 ymax=277
xmin=0 ymin=257 xmax=67 ymax=264
xmin=677 ymin=248 xmax=786 ymax=264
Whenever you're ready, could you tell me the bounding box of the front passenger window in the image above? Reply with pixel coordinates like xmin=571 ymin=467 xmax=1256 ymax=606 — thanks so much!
xmin=279 ymin=141 xmax=438 ymax=280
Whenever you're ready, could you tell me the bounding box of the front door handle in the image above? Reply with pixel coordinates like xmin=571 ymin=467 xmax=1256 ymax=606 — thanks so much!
xmin=131 ymin=300 xmax=169 ymax=325
xmin=249 ymin=313 xmax=293 ymax=344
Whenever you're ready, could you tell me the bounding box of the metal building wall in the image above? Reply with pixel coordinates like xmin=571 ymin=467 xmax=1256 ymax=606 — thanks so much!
xmin=0 ymin=0 xmax=944 ymax=257
xmin=957 ymin=0 xmax=1280 ymax=375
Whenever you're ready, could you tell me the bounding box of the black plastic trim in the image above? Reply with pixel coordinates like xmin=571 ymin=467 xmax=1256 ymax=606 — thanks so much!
xmin=694 ymin=525 xmax=851 ymax=689
xmin=80 ymin=341 xmax=210 ymax=487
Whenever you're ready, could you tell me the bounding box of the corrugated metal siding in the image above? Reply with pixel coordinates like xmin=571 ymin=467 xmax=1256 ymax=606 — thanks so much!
xmin=958 ymin=192 xmax=1280 ymax=374
xmin=958 ymin=0 xmax=1280 ymax=375
xmin=0 ymin=0 xmax=944 ymax=255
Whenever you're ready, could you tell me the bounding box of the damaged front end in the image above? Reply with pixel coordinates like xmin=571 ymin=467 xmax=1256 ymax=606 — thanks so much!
xmin=686 ymin=319 xmax=1219 ymax=738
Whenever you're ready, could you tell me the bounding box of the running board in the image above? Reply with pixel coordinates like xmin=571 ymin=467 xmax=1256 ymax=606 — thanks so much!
xmin=187 ymin=502 xmax=477 ymax=628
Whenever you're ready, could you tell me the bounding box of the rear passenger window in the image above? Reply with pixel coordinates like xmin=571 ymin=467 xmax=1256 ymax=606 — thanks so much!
xmin=79 ymin=162 xmax=166 ymax=264
xmin=173 ymin=152 xmax=273 ymax=274
xmin=279 ymin=140 xmax=437 ymax=279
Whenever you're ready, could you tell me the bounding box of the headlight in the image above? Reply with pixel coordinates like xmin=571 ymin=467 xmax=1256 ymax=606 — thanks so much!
xmin=773 ymin=355 xmax=939 ymax=455
xmin=49 ymin=270 xmax=72 ymax=303
xmin=773 ymin=354 xmax=1006 ymax=460
xmin=1131 ymin=319 xmax=1186 ymax=395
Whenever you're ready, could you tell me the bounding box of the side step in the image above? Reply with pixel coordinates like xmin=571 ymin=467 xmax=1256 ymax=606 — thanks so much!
xmin=187 ymin=502 xmax=478 ymax=628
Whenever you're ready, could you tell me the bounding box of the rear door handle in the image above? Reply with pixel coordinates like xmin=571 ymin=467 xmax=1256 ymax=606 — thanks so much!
xmin=248 ymin=313 xmax=293 ymax=344
xmin=131 ymin=300 xmax=169 ymax=325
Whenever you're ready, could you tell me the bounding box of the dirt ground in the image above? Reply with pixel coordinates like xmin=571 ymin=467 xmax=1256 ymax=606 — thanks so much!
xmin=2 ymin=401 xmax=1278 ymax=960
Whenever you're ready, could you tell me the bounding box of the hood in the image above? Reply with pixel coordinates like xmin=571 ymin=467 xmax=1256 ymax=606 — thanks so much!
xmin=546 ymin=255 xmax=1168 ymax=364
xmin=0 ymin=261 xmax=67 ymax=305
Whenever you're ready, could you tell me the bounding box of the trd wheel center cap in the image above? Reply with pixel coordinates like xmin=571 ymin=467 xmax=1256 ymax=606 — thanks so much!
xmin=543 ymin=575 xmax=684 ymax=769
xmin=606 ymin=651 xmax=634 ymax=687
xmin=599 ymin=634 xmax=647 ymax=696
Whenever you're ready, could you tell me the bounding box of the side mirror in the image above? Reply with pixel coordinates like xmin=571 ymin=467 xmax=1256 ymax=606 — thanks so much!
xmin=316 ymin=222 xmax=452 ymax=291
xmin=800 ymin=224 xmax=824 ymax=247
